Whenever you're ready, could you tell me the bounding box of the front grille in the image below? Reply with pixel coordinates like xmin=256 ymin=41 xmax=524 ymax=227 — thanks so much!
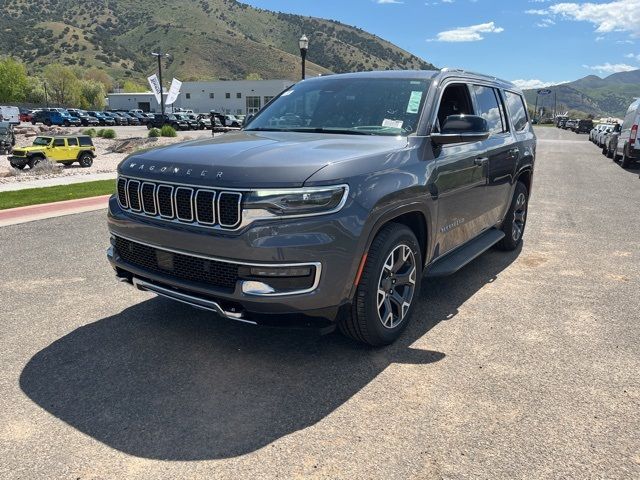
xmin=114 ymin=236 xmax=239 ymax=290
xmin=117 ymin=176 xmax=242 ymax=230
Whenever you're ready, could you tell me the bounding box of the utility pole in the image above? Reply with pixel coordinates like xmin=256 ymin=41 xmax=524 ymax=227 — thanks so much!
xmin=151 ymin=51 xmax=170 ymax=116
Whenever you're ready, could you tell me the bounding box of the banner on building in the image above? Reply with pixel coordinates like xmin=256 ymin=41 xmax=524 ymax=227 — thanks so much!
xmin=147 ymin=74 xmax=162 ymax=104
xmin=165 ymin=78 xmax=182 ymax=105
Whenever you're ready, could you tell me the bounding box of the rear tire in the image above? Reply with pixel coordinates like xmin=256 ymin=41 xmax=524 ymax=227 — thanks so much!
xmin=78 ymin=153 xmax=93 ymax=168
xmin=496 ymin=181 xmax=529 ymax=251
xmin=339 ymin=223 xmax=422 ymax=346
xmin=620 ymin=147 xmax=632 ymax=168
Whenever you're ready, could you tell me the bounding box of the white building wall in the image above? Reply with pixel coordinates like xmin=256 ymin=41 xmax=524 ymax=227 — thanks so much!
xmin=107 ymin=80 xmax=293 ymax=114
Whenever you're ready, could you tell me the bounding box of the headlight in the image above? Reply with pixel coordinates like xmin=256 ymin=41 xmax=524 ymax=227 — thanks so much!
xmin=243 ymin=185 xmax=348 ymax=217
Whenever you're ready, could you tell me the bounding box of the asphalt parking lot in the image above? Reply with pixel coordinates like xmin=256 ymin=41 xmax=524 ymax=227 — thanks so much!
xmin=0 ymin=127 xmax=638 ymax=479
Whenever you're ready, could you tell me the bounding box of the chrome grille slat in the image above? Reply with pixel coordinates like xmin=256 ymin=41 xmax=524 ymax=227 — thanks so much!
xmin=117 ymin=176 xmax=242 ymax=230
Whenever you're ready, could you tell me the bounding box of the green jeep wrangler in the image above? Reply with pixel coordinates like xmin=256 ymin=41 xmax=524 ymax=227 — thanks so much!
xmin=8 ymin=135 xmax=96 ymax=170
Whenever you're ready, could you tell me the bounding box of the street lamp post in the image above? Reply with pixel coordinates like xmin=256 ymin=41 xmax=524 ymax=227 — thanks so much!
xmin=151 ymin=51 xmax=170 ymax=116
xmin=299 ymin=34 xmax=309 ymax=80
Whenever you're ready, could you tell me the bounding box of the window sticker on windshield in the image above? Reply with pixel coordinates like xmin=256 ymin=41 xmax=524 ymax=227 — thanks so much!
xmin=281 ymin=90 xmax=294 ymax=96
xmin=406 ymin=91 xmax=423 ymax=114
xmin=382 ymin=118 xmax=403 ymax=129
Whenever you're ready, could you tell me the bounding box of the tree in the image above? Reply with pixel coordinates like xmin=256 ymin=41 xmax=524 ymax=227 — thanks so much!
xmin=78 ymin=79 xmax=106 ymax=109
xmin=43 ymin=64 xmax=80 ymax=106
xmin=84 ymin=68 xmax=113 ymax=92
xmin=122 ymin=80 xmax=146 ymax=93
xmin=0 ymin=57 xmax=29 ymax=103
xmin=245 ymin=72 xmax=262 ymax=80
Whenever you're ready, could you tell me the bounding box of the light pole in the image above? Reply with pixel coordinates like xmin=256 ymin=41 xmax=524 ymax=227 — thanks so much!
xmin=151 ymin=51 xmax=170 ymax=116
xmin=299 ymin=34 xmax=309 ymax=80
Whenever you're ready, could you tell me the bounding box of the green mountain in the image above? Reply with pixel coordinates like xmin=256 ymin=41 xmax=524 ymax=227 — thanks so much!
xmin=0 ymin=0 xmax=434 ymax=83
xmin=523 ymin=70 xmax=640 ymax=118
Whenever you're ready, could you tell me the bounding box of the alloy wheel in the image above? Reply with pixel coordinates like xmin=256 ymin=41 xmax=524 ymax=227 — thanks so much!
xmin=512 ymin=192 xmax=527 ymax=241
xmin=376 ymin=244 xmax=417 ymax=329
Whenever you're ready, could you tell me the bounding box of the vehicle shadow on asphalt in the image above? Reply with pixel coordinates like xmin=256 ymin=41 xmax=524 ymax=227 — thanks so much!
xmin=19 ymin=245 xmax=520 ymax=460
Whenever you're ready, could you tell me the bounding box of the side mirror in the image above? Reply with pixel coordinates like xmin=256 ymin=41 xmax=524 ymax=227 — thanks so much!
xmin=431 ymin=115 xmax=490 ymax=145
xmin=243 ymin=114 xmax=254 ymax=127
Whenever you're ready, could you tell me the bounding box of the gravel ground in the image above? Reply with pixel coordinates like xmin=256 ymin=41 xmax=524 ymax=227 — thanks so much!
xmin=0 ymin=127 xmax=638 ymax=479
xmin=0 ymin=124 xmax=213 ymax=184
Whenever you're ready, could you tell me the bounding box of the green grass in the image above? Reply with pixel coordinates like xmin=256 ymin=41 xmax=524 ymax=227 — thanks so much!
xmin=0 ymin=179 xmax=115 ymax=210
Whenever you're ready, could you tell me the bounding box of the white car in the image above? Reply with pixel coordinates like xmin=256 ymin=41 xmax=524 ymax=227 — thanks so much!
xmin=614 ymin=98 xmax=640 ymax=168
xmin=595 ymin=124 xmax=614 ymax=146
xmin=0 ymin=106 xmax=20 ymax=125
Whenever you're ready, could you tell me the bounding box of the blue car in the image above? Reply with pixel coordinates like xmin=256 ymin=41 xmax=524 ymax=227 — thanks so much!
xmin=31 ymin=110 xmax=82 ymax=127
xmin=87 ymin=111 xmax=116 ymax=126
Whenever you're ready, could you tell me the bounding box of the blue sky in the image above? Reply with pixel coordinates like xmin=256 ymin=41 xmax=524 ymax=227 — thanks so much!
xmin=241 ymin=0 xmax=640 ymax=88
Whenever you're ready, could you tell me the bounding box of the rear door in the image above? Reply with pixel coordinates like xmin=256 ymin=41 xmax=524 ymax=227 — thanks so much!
xmin=470 ymin=84 xmax=517 ymax=226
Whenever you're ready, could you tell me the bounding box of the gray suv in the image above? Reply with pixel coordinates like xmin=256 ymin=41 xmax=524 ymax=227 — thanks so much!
xmin=107 ymin=69 xmax=536 ymax=346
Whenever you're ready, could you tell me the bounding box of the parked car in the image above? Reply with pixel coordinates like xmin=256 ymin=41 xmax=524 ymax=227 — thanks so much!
xmin=558 ymin=118 xmax=568 ymax=129
xmin=66 ymin=109 xmax=101 ymax=127
xmin=614 ymin=98 xmax=640 ymax=168
xmin=555 ymin=116 xmax=568 ymax=128
xmin=574 ymin=119 xmax=593 ymax=134
xmin=192 ymin=114 xmax=211 ymax=130
xmin=31 ymin=110 xmax=81 ymax=127
xmin=8 ymin=135 xmax=95 ymax=169
xmin=103 ymin=112 xmax=127 ymax=126
xmin=0 ymin=121 xmax=16 ymax=154
xmin=19 ymin=108 xmax=33 ymax=123
xmin=595 ymin=124 xmax=614 ymax=147
xmin=108 ymin=69 xmax=536 ymax=346
xmin=564 ymin=119 xmax=577 ymax=130
xmin=87 ymin=111 xmax=116 ymax=126
xmin=224 ymin=114 xmax=242 ymax=128
xmin=174 ymin=113 xmax=199 ymax=130
xmin=147 ymin=114 xmax=189 ymax=130
xmin=128 ymin=111 xmax=150 ymax=125
xmin=603 ymin=124 xmax=621 ymax=158
xmin=0 ymin=106 xmax=20 ymax=125
xmin=118 ymin=112 xmax=140 ymax=126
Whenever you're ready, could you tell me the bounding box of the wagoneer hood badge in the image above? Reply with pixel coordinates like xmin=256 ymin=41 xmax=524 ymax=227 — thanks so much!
xmin=118 ymin=130 xmax=407 ymax=189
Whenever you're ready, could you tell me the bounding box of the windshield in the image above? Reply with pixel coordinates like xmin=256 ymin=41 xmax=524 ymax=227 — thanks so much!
xmin=33 ymin=137 xmax=51 ymax=146
xmin=246 ymin=77 xmax=429 ymax=136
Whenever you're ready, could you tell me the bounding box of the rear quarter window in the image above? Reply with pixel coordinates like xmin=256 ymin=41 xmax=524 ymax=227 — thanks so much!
xmin=78 ymin=137 xmax=93 ymax=147
xmin=504 ymin=91 xmax=529 ymax=131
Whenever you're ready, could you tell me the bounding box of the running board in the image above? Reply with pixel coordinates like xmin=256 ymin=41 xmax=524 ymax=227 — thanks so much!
xmin=426 ymin=229 xmax=505 ymax=278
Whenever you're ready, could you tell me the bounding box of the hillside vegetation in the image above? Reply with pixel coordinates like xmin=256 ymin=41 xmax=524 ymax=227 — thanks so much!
xmin=523 ymin=70 xmax=640 ymax=118
xmin=0 ymin=0 xmax=434 ymax=83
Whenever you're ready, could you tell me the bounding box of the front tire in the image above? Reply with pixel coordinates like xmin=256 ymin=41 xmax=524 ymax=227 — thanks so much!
xmin=496 ymin=181 xmax=528 ymax=251
xmin=339 ymin=223 xmax=422 ymax=346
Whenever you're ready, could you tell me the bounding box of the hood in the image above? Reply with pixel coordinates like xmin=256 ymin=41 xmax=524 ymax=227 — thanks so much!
xmin=118 ymin=130 xmax=408 ymax=188
xmin=18 ymin=146 xmax=46 ymax=153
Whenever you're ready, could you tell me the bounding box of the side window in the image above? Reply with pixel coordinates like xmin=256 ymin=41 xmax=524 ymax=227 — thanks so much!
xmin=504 ymin=91 xmax=529 ymax=131
xmin=436 ymin=83 xmax=474 ymax=130
xmin=79 ymin=137 xmax=93 ymax=146
xmin=67 ymin=137 xmax=78 ymax=147
xmin=472 ymin=85 xmax=506 ymax=134
xmin=53 ymin=138 xmax=65 ymax=147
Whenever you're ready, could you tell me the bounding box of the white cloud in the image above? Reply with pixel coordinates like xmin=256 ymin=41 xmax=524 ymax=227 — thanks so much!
xmin=377 ymin=0 xmax=403 ymax=3
xmin=429 ymin=22 xmax=504 ymax=42
xmin=536 ymin=18 xmax=556 ymax=27
xmin=511 ymin=79 xmax=568 ymax=89
xmin=548 ymin=1 xmax=640 ymax=36
xmin=583 ymin=62 xmax=637 ymax=73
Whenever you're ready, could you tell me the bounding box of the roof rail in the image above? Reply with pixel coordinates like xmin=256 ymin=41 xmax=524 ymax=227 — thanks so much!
xmin=440 ymin=67 xmax=513 ymax=86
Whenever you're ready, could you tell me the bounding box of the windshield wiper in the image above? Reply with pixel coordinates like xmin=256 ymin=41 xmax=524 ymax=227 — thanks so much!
xmin=276 ymin=127 xmax=373 ymax=135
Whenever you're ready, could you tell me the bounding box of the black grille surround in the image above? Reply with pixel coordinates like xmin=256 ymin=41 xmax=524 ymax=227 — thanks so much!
xmin=117 ymin=176 xmax=242 ymax=230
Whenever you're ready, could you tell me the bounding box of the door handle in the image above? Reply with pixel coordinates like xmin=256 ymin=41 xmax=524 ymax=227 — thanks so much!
xmin=474 ymin=157 xmax=489 ymax=166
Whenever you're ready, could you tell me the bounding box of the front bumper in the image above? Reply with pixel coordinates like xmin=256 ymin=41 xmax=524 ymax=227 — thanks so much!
xmin=8 ymin=155 xmax=28 ymax=167
xmin=107 ymin=195 xmax=367 ymax=323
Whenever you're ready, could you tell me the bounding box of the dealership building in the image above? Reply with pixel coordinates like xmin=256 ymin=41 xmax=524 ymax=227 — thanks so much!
xmin=107 ymin=79 xmax=293 ymax=115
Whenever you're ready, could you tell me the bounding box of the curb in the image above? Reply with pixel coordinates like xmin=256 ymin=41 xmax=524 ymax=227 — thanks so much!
xmin=0 ymin=195 xmax=111 ymax=227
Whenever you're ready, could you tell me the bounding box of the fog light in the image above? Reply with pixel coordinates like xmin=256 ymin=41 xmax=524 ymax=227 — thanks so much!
xmin=242 ymin=281 xmax=276 ymax=295
xmin=249 ymin=266 xmax=311 ymax=277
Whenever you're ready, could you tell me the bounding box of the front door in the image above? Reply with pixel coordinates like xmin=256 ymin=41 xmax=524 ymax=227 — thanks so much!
xmin=49 ymin=138 xmax=68 ymax=161
xmin=431 ymin=82 xmax=492 ymax=256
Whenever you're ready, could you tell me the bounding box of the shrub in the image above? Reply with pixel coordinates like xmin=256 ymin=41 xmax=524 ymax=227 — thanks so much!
xmin=82 ymin=128 xmax=97 ymax=137
xmin=148 ymin=127 xmax=161 ymax=138
xmin=160 ymin=125 xmax=177 ymax=137
xmin=97 ymin=128 xmax=116 ymax=139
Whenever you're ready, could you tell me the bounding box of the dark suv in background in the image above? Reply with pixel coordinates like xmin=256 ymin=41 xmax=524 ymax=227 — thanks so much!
xmin=108 ymin=69 xmax=535 ymax=346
